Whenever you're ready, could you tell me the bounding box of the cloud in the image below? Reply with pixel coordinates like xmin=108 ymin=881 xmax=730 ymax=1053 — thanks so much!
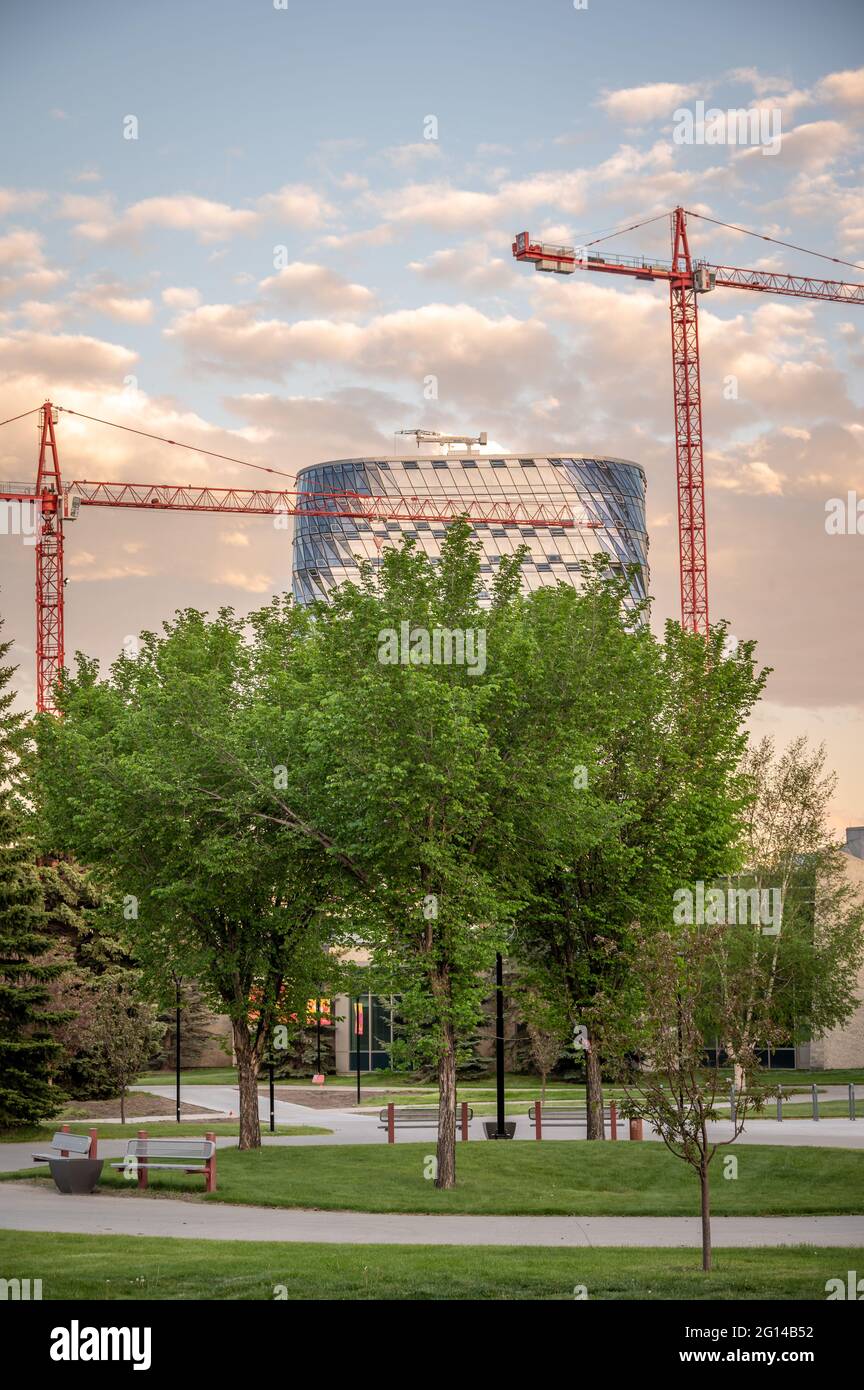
xmin=0 ymin=231 xmax=67 ymax=301
xmin=63 ymin=185 xmax=336 ymax=245
xmin=167 ymin=300 xmax=558 ymax=406
xmin=408 ymin=244 xmax=511 ymax=291
xmin=258 ymin=262 xmax=376 ymax=313
xmin=161 ymin=286 xmax=202 ymax=309
xmin=73 ymin=280 xmax=154 ymax=324
xmin=735 ymin=119 xmax=858 ymax=167
xmin=816 ymin=67 xmax=864 ymax=110
xmin=215 ymin=569 xmax=273 ymax=593
xmin=382 ymin=142 xmax=443 ymax=169
xmin=598 ymin=82 xmax=702 ymax=123
xmin=0 ymin=330 xmax=137 ymax=384
xmin=0 ymin=189 xmax=46 ymax=218
xmin=321 ymin=224 xmax=395 ymax=250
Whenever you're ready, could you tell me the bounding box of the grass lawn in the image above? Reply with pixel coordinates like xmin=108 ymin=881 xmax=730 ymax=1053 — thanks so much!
xmin=0 ymin=1230 xmax=854 ymax=1300
xmin=10 ymin=1140 xmax=863 ymax=1217
xmin=0 ymin=1122 xmax=332 ymax=1142
xmin=748 ymin=1102 xmax=858 ymax=1120
xmin=134 ymin=1065 xmax=864 ymax=1090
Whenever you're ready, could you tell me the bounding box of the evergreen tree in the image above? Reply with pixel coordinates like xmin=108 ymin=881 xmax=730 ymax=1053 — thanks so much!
xmin=0 ymin=612 xmax=63 ymax=1126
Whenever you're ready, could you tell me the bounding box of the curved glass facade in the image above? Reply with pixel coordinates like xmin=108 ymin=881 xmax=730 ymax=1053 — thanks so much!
xmin=292 ymin=453 xmax=648 ymax=607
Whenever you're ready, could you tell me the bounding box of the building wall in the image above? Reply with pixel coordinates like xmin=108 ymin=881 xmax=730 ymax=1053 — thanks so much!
xmin=808 ymin=839 xmax=864 ymax=1069
xmin=292 ymin=452 xmax=648 ymax=606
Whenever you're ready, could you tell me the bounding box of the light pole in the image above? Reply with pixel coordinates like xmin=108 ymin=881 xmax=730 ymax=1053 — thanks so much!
xmin=172 ymin=971 xmax=182 ymax=1124
xmin=495 ymin=953 xmax=507 ymax=1137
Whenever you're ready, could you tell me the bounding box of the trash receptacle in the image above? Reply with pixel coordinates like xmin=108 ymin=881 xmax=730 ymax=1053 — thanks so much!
xmin=48 ymin=1157 xmax=103 ymax=1194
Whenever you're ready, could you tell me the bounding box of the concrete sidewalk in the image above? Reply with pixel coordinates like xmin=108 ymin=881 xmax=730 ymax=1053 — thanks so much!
xmin=2 ymin=1185 xmax=863 ymax=1247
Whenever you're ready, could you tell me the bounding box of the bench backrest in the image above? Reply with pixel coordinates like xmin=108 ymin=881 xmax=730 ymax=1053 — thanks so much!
xmin=124 ymin=1138 xmax=215 ymax=1160
xmin=50 ymin=1132 xmax=91 ymax=1154
xmin=379 ymin=1106 xmax=474 ymax=1121
xmin=528 ymin=1103 xmax=616 ymax=1118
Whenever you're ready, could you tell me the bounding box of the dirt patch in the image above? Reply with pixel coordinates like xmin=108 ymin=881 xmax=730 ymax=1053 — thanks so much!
xmin=273 ymin=1088 xmax=368 ymax=1110
xmin=59 ymin=1092 xmax=218 ymax=1120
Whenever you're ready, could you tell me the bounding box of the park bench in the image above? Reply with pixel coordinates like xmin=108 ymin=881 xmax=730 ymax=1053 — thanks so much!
xmin=32 ymin=1129 xmax=96 ymax=1162
xmin=529 ymin=1100 xmax=633 ymax=1141
xmin=379 ymin=1103 xmax=473 ymax=1143
xmin=110 ymin=1135 xmax=217 ymax=1192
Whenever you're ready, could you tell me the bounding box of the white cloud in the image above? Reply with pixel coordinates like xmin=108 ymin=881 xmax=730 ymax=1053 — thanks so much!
xmin=258 ymin=262 xmax=376 ymax=313
xmin=161 ymin=286 xmax=202 ymax=309
xmin=735 ymin=119 xmax=857 ymax=167
xmin=382 ymin=142 xmax=443 ymax=170
xmin=816 ymin=67 xmax=864 ymax=110
xmin=64 ymin=185 xmax=336 ymax=245
xmin=216 ymin=569 xmax=272 ymax=593
xmin=598 ymin=82 xmax=702 ymax=123
xmin=408 ymin=244 xmax=511 ymax=291
xmin=0 ymin=189 xmax=46 ymax=218
xmin=74 ymin=282 xmax=154 ymax=324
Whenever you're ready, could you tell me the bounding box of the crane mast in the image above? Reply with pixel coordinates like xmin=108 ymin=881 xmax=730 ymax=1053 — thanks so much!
xmin=513 ymin=205 xmax=864 ymax=634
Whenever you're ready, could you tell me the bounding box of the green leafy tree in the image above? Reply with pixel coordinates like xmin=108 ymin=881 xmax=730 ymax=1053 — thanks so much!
xmin=0 ymin=612 xmax=64 ymax=1127
xmin=515 ymin=607 xmax=769 ymax=1137
xmin=229 ymin=524 xmax=606 ymax=1186
xmin=711 ymin=736 xmax=864 ymax=1081
xmin=600 ymin=921 xmax=767 ymax=1273
xmin=34 ymin=608 xmax=345 ymax=1148
xmin=82 ymin=975 xmax=163 ymax=1123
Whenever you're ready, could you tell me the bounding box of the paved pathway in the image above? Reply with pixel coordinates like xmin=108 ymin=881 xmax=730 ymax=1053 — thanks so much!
xmin=2 ymin=1185 xmax=863 ymax=1247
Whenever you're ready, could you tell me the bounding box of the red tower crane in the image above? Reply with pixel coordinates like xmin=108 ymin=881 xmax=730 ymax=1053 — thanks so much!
xmin=0 ymin=402 xmax=599 ymax=712
xmin=513 ymin=206 xmax=864 ymax=635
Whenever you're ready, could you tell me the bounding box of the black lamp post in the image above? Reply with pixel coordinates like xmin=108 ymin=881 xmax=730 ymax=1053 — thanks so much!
xmin=495 ymin=953 xmax=507 ymax=1136
xmin=485 ymin=952 xmax=514 ymax=1138
xmin=172 ymin=972 xmax=182 ymax=1124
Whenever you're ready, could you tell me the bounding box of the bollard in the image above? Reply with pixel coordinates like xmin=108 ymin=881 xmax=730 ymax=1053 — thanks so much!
xmin=812 ymin=1084 xmax=819 ymax=1121
xmin=386 ymin=1102 xmax=395 ymax=1145
xmin=137 ymin=1129 xmax=148 ymax=1189
xmin=850 ymin=1084 xmax=857 ymax=1121
xmin=628 ymin=1117 xmax=643 ymax=1141
xmin=88 ymin=1128 xmax=98 ymax=1158
xmin=535 ymin=1099 xmax=542 ymax=1142
xmin=60 ymin=1123 xmax=70 ymax=1159
xmin=610 ymin=1101 xmax=617 ymax=1141
xmin=460 ymin=1101 xmax=469 ymax=1142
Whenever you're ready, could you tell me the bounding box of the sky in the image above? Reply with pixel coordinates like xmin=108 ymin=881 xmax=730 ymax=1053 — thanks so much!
xmin=0 ymin=0 xmax=862 ymax=829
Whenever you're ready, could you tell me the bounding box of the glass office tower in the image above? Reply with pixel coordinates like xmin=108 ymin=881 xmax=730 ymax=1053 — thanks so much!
xmin=292 ymin=452 xmax=648 ymax=606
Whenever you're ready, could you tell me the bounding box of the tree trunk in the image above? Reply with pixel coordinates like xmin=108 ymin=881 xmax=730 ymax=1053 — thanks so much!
xmin=436 ymin=1021 xmax=457 ymax=1189
xmin=541 ymin=1070 xmax=547 ymax=1103
xmin=120 ymin=1089 xmax=125 ymax=1125
xmin=585 ymin=1043 xmax=605 ymax=1140
xmin=700 ymin=1161 xmax=712 ymax=1271
xmin=233 ymin=1020 xmax=261 ymax=1150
